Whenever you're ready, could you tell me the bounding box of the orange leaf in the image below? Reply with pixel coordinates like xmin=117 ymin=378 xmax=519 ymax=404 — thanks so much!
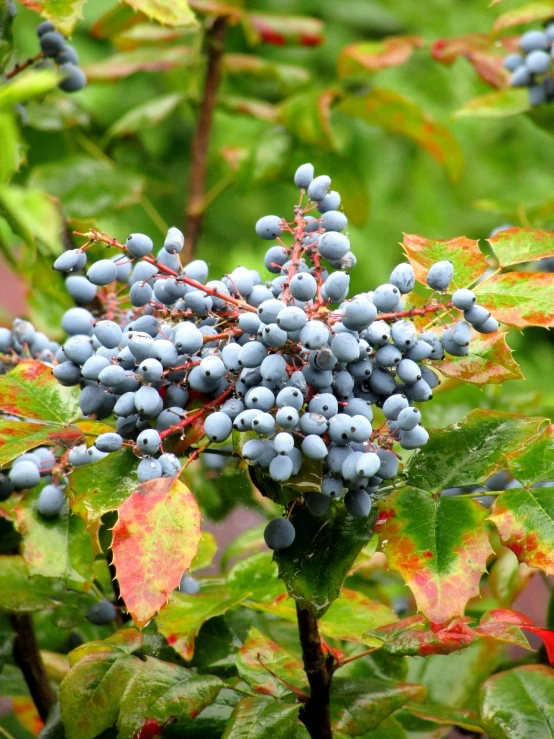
xmin=434 ymin=332 xmax=523 ymax=386
xmin=112 ymin=476 xmax=202 ymax=627
xmin=338 ymin=35 xmax=424 ymax=76
xmin=402 ymin=234 xmax=489 ymax=289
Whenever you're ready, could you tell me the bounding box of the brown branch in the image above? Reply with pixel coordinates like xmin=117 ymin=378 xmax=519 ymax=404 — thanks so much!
xmin=296 ymin=603 xmax=334 ymax=739
xmin=10 ymin=614 xmax=55 ymax=722
xmin=185 ymin=15 xmax=228 ymax=259
xmin=376 ymin=301 xmax=453 ymax=323
xmin=6 ymin=52 xmax=44 ymax=79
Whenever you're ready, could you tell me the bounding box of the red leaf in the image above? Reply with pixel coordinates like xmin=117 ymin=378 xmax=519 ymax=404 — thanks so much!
xmin=112 ymin=476 xmax=202 ymax=627
xmin=525 ymin=626 xmax=554 ymax=664
xmin=338 ymin=36 xmax=424 ymax=76
xmin=133 ymin=718 xmax=164 ymax=739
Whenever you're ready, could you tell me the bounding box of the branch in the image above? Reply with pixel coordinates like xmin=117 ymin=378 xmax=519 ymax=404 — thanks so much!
xmin=6 ymin=52 xmax=44 ymax=79
xmin=185 ymin=15 xmax=228 ymax=259
xmin=296 ymin=603 xmax=334 ymax=739
xmin=10 ymin=614 xmax=55 ymax=722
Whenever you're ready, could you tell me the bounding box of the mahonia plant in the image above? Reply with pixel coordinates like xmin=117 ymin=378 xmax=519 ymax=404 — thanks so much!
xmin=1 ymin=165 xmax=554 ymax=739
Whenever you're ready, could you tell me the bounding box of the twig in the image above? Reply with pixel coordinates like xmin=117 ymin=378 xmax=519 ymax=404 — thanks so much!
xmin=9 ymin=614 xmax=55 ymax=722
xmin=222 ymin=683 xmax=260 ymax=699
xmin=185 ymin=15 xmax=228 ymax=259
xmin=6 ymin=52 xmax=44 ymax=79
xmin=333 ymin=646 xmax=380 ymax=671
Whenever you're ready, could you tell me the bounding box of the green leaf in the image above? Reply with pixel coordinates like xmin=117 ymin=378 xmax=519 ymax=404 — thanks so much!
xmin=221 ymin=523 xmax=266 ymax=571
xmin=13 ymin=486 xmax=94 ymax=587
xmin=278 ymin=89 xmax=338 ymax=148
xmin=493 ymin=1 xmax=554 ymax=33
xmin=0 ymin=185 xmax=63 ymax=254
xmin=338 ymin=87 xmax=464 ymax=183
xmin=0 ymin=0 xmax=14 ymax=75
xmin=274 ymin=502 xmax=377 ymax=615
xmin=432 ymin=332 xmax=523 ymax=386
xmin=0 ymin=69 xmax=60 ymax=110
xmin=228 ymin=552 xmax=286 ymax=603
xmin=404 ymin=409 xmax=546 ymax=493
xmin=338 ymin=36 xmax=423 ymax=76
xmin=113 ymin=23 xmax=192 ymax=51
xmin=69 ymin=628 xmax=145 ymax=665
xmin=507 ymin=423 xmax=554 ymax=485
xmin=112 ymin=476 xmax=202 ymax=627
xmin=0 ymin=418 xmax=83 ymax=467
xmin=90 ymin=3 xmax=142 ymax=40
xmin=25 ymin=96 xmax=90 ymax=132
xmin=117 ymin=657 xmax=222 ymax=738
xmin=60 ymin=651 xmax=140 ymax=739
xmin=402 ymin=233 xmax=488 ymax=290
xmin=191 ymin=531 xmax=218 ymax=572
xmin=475 ymin=272 xmax=554 ymax=328
xmin=0 ymin=112 xmax=22 ymax=183
xmin=104 ymin=92 xmax=183 ymax=143
xmin=479 ymin=665 xmax=554 ymax=739
xmin=236 ymin=626 xmax=306 ymax=698
xmin=488 ymin=227 xmax=554 ymax=268
xmin=376 ymin=488 xmax=493 ymax=623
xmin=221 ymin=697 xmax=300 ymax=739
xmin=68 ymin=447 xmax=138 ymax=522
xmin=223 ymin=54 xmax=310 ymax=97
xmin=156 ymin=589 xmax=247 ymax=660
xmin=404 ymin=703 xmax=484 ymax=732
xmin=82 ymin=46 xmax=194 ymax=82
xmin=489 ymin=488 xmax=554 ymax=575
xmin=122 ymin=0 xmax=198 ymax=27
xmin=28 ymin=155 xmax=144 ymax=220
xmin=330 ymin=677 xmax=426 ymax=735
xmin=455 ymin=89 xmax=530 ymax=119
xmin=0 ymin=361 xmax=81 ymax=424
xmin=18 ymin=0 xmax=86 ymax=35
xmin=320 ymin=589 xmax=398 ymax=645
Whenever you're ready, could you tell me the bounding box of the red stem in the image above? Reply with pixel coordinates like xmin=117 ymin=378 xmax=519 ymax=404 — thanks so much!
xmin=159 ymin=383 xmax=234 ymax=440
xmin=6 ymin=51 xmax=44 ymax=79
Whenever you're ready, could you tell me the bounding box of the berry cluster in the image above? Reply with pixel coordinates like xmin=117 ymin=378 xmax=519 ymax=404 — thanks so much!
xmin=0 ymin=447 xmax=62 ymax=512
xmin=40 ymin=164 xmax=499 ymax=551
xmin=504 ymin=26 xmax=554 ymax=106
xmin=36 ymin=20 xmax=86 ymax=93
xmin=0 ymin=317 xmax=63 ymax=372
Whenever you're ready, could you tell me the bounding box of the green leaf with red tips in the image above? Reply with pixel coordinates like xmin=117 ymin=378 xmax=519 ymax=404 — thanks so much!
xmin=0 ymin=418 xmax=84 ymax=467
xmin=488 ymin=227 xmax=554 ymax=268
xmin=156 ymin=588 xmax=247 ymax=660
xmin=112 ymin=476 xmax=202 ymax=627
xmin=227 ymin=551 xmax=287 ymax=603
xmin=319 ymin=589 xmax=398 ymax=645
xmin=248 ymin=12 xmax=324 ymax=47
xmin=376 ymin=488 xmax=494 ymax=624
xmin=455 ymin=88 xmax=530 ymax=119
xmin=116 ymin=657 xmax=222 ymax=739
xmin=367 ymin=615 xmax=477 ymax=657
xmin=236 ymin=626 xmax=306 ymax=699
xmin=404 ymin=703 xmax=484 ymax=733
xmin=401 ymin=233 xmax=488 ymax=290
xmin=488 ymin=488 xmax=554 ymax=575
xmin=338 ymin=36 xmax=424 ymax=76
xmin=404 ymin=410 xmax=547 ymax=493
xmin=432 ymin=33 xmax=514 ymax=88
xmin=13 ymin=485 xmax=94 ymax=587
xmin=222 ymin=698 xmax=300 ymax=738
xmin=68 ymin=629 xmax=145 ymax=665
xmin=330 ymin=677 xmax=426 ymax=735
xmin=17 ymin=0 xmax=85 ymax=35
xmin=476 ymin=271 xmax=554 ymax=328
xmin=68 ymin=448 xmax=139 ymax=523
xmin=0 ymin=360 xmax=81 ymax=424
xmin=82 ymin=47 xmax=194 ymax=82
xmin=493 ymin=1 xmax=554 ymax=33
xmin=434 ymin=332 xmax=522 ymax=386
xmin=338 ymin=88 xmax=464 ymax=183
xmin=478 ymin=665 xmax=554 ymax=739
xmin=507 ymin=424 xmax=554 ymax=485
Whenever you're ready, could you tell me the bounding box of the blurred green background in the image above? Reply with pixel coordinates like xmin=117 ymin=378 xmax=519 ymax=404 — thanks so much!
xmin=2 ymin=0 xmax=554 ymax=417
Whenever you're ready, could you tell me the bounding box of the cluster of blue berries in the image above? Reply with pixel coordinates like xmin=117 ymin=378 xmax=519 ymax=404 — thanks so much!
xmin=0 ymin=446 xmax=62 ymax=512
xmin=0 ymin=317 xmax=63 ymax=372
xmin=36 ymin=20 xmax=86 ymax=93
xmin=504 ymin=25 xmax=554 ymax=106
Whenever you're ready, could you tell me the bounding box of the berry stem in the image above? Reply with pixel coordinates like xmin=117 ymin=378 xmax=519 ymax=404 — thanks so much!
xmin=6 ymin=51 xmax=44 ymax=79
xmin=159 ymin=383 xmax=235 ymax=440
xmin=376 ymin=301 xmax=452 ymax=323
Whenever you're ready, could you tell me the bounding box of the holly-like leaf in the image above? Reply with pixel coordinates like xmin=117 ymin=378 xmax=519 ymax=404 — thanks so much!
xmin=0 ymin=69 xmax=60 ymax=110
xmin=479 ymin=665 xmax=554 ymax=739
xmin=13 ymin=486 xmax=94 ymax=587
xmin=475 ymin=272 xmax=554 ymax=328
xmin=319 ymin=589 xmax=398 ymax=646
xmin=156 ymin=589 xmax=246 ymax=660
xmin=369 ymin=616 xmax=477 ymax=657
xmin=122 ymin=0 xmax=197 ymax=27
xmin=338 ymin=88 xmax=464 ymax=183
xmin=104 ymin=92 xmax=183 ymax=142
xmin=404 ymin=410 xmax=546 ymax=493
xmin=29 ymin=155 xmax=144 ymax=220
xmin=338 ymin=36 xmax=424 ymax=76
xmin=274 ymin=502 xmax=377 ymax=615
xmin=236 ymin=626 xmax=306 ymax=698
xmin=405 ymin=703 xmax=484 ymax=733
xmin=401 ymin=233 xmax=488 ymax=290
xmin=507 ymin=423 xmax=554 ymax=485
xmin=60 ymin=651 xmax=140 ymax=739
xmin=117 ymin=657 xmax=222 ymax=738
xmin=493 ymin=1 xmax=554 ymax=33
xmin=17 ymin=0 xmax=85 ymax=35
xmin=455 ymin=89 xmax=530 ymax=118
xmin=376 ymin=488 xmax=493 ymax=624
xmin=331 ymin=677 xmax=426 ymax=735
xmin=0 ymin=361 xmax=80 ymax=424
xmin=0 ymin=418 xmax=83 ymax=467
xmin=69 ymin=629 xmax=145 ymax=665
xmin=475 ymin=609 xmax=534 ymax=651
xmin=227 ymin=551 xmax=287 ymax=603
xmin=248 ymin=12 xmax=324 ymax=47
xmin=488 ymin=488 xmax=554 ymax=575
xmin=69 ymin=448 xmax=139 ymax=522
xmin=82 ymin=46 xmax=194 ymax=82
xmin=433 ymin=332 xmax=523 ymax=386
xmin=112 ymin=476 xmax=202 ymax=627
xmin=488 ymin=227 xmax=554 ymax=268
xmin=221 ymin=697 xmax=300 ymax=738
